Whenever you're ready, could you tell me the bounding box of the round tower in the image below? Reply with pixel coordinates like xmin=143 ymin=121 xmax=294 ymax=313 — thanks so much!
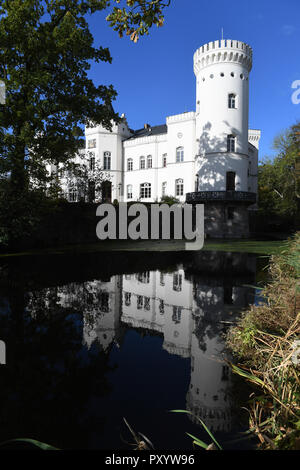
xmin=194 ymin=39 xmax=252 ymax=192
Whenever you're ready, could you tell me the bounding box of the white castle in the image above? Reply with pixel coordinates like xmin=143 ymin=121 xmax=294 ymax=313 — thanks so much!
xmin=51 ymin=39 xmax=261 ymax=238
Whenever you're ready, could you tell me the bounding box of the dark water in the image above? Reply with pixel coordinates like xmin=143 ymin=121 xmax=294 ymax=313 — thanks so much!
xmin=0 ymin=249 xmax=265 ymax=450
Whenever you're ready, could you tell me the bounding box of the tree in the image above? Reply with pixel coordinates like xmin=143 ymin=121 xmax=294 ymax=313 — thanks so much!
xmin=0 ymin=0 xmax=171 ymax=246
xmin=258 ymin=122 xmax=299 ymax=220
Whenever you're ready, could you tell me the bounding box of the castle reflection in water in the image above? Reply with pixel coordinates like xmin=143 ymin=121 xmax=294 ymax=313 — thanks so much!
xmin=26 ymin=251 xmax=257 ymax=435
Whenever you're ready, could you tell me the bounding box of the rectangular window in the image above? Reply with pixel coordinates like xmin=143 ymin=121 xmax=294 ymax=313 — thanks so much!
xmin=89 ymin=155 xmax=95 ymax=171
xmin=136 ymin=271 xmax=150 ymax=283
xmin=227 ymin=135 xmax=236 ymax=153
xmin=88 ymin=139 xmax=96 ymax=149
xmin=127 ymin=185 xmax=133 ymax=199
xmin=176 ymin=147 xmax=184 ymax=163
xmin=226 ymin=172 xmax=236 ymax=191
xmin=228 ymin=94 xmax=236 ymax=109
xmin=172 ymin=306 xmax=182 ymax=324
xmin=127 ymin=159 xmax=133 ymax=171
xmin=162 ymin=182 xmax=167 ymax=197
xmin=124 ymin=292 xmax=131 ymax=306
xmin=173 ymin=273 xmax=182 ymax=292
xmin=103 ymin=151 xmax=111 ymax=170
xmin=140 ymin=183 xmax=151 ymax=198
xmin=144 ymin=297 xmax=150 ymax=311
xmin=162 ymin=154 xmax=167 ymax=167
xmin=175 ymin=179 xmax=184 ymax=196
xmin=137 ymin=295 xmax=143 ymax=310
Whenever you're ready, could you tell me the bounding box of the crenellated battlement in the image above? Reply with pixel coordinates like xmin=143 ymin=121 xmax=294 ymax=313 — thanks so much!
xmin=194 ymin=39 xmax=252 ymax=74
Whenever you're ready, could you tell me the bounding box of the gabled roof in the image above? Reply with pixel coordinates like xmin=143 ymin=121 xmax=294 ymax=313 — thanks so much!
xmin=125 ymin=124 xmax=167 ymax=141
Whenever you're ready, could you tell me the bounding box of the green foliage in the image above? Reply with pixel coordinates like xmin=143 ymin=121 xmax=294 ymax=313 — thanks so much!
xmin=0 ymin=438 xmax=59 ymax=450
xmin=107 ymin=0 xmax=170 ymax=42
xmin=0 ymin=0 xmax=170 ymax=246
xmin=170 ymin=409 xmax=222 ymax=450
xmin=159 ymin=194 xmax=180 ymax=205
xmin=258 ymin=122 xmax=300 ymax=218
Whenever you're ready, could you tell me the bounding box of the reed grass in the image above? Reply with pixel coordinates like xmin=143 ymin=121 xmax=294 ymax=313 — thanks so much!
xmin=226 ymin=233 xmax=300 ymax=449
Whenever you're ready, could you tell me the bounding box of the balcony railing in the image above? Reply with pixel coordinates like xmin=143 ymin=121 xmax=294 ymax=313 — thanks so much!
xmin=186 ymin=191 xmax=256 ymax=203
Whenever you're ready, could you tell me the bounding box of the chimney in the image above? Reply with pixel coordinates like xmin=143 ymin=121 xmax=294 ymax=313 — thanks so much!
xmin=144 ymin=123 xmax=151 ymax=131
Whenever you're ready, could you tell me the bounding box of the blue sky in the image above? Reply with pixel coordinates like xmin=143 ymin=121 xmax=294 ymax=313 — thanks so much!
xmin=86 ymin=0 xmax=300 ymax=161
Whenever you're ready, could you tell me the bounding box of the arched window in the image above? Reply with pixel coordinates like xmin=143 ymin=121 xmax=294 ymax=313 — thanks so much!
xmin=228 ymin=93 xmax=236 ymax=109
xmin=147 ymin=155 xmax=152 ymax=168
xmin=140 ymin=156 xmax=145 ymax=169
xmin=140 ymin=182 xmax=151 ymax=198
xmin=175 ymin=178 xmax=184 ymax=196
xmin=176 ymin=146 xmax=184 ymax=163
xmin=127 ymin=158 xmax=133 ymax=171
xmin=127 ymin=184 xmax=133 ymax=199
xmin=103 ymin=151 xmax=111 ymax=170
xmin=227 ymin=134 xmax=236 ymax=153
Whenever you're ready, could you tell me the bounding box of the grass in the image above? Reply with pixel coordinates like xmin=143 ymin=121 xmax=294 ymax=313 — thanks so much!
xmin=226 ymin=232 xmax=300 ymax=450
xmin=0 ymin=238 xmax=287 ymax=259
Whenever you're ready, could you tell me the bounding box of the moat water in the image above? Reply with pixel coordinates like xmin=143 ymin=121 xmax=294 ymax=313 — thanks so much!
xmin=0 ymin=249 xmax=267 ymax=450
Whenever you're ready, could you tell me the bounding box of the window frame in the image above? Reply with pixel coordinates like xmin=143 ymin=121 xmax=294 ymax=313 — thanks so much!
xmin=227 ymin=134 xmax=236 ymax=153
xmin=103 ymin=151 xmax=111 ymax=170
xmin=228 ymin=93 xmax=237 ymax=109
xmin=127 ymin=184 xmax=133 ymax=199
xmin=127 ymin=158 xmax=133 ymax=171
xmin=175 ymin=178 xmax=184 ymax=197
xmin=147 ymin=155 xmax=152 ymax=169
xmin=140 ymin=182 xmax=151 ymax=199
xmin=176 ymin=146 xmax=184 ymax=163
xmin=140 ymin=156 xmax=145 ymax=169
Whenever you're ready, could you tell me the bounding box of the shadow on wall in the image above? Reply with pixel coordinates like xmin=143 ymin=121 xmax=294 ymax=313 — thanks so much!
xmin=195 ymin=121 xmax=245 ymax=192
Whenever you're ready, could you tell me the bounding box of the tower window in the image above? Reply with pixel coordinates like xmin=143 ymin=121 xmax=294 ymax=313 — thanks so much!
xmin=140 ymin=156 xmax=145 ymax=169
xmin=140 ymin=182 xmax=151 ymax=199
xmin=176 ymin=146 xmax=184 ymax=163
xmin=175 ymin=178 xmax=184 ymax=196
xmin=226 ymin=171 xmax=236 ymax=191
xmin=127 ymin=158 xmax=133 ymax=171
xmin=228 ymin=93 xmax=236 ymax=109
xmin=227 ymin=135 xmax=236 ymax=153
